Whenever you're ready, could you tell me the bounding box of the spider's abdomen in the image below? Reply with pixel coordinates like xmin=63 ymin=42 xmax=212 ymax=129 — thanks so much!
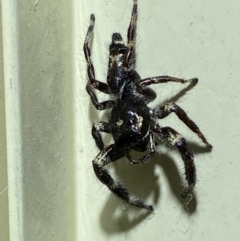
xmin=110 ymin=96 xmax=150 ymax=150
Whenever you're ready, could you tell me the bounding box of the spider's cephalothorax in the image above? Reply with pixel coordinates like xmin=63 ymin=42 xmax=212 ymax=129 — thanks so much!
xmin=83 ymin=0 xmax=212 ymax=211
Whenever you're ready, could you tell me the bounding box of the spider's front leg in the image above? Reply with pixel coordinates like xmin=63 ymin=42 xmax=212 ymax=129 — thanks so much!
xmin=153 ymin=124 xmax=196 ymax=198
xmin=84 ymin=15 xmax=114 ymax=110
xmin=92 ymin=144 xmax=153 ymax=211
xmin=152 ymin=103 xmax=212 ymax=148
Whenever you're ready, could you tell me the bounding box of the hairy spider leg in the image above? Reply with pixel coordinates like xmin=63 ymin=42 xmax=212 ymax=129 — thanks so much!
xmin=86 ymin=82 xmax=115 ymax=110
xmin=84 ymin=15 xmax=114 ymax=110
xmin=153 ymin=103 xmax=212 ymax=148
xmin=125 ymin=0 xmax=138 ymax=68
xmin=153 ymin=125 xmax=196 ymax=198
xmin=92 ymin=144 xmax=154 ymax=211
xmin=130 ymin=72 xmax=198 ymax=102
xmin=129 ymin=70 xmax=157 ymax=102
xmin=92 ymin=121 xmax=112 ymax=150
xmin=138 ymin=76 xmax=198 ymax=87
xmin=125 ymin=131 xmax=156 ymax=164
xmin=84 ymin=14 xmax=110 ymax=93
xmin=136 ymin=86 xmax=157 ymax=102
xmin=148 ymin=130 xmax=156 ymax=153
xmin=92 ymin=121 xmax=125 ymax=161
xmin=125 ymin=149 xmax=151 ymax=164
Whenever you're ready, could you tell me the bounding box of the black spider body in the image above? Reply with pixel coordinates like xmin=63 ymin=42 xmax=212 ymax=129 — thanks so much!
xmin=110 ymin=94 xmax=150 ymax=150
xmin=83 ymin=0 xmax=212 ymax=211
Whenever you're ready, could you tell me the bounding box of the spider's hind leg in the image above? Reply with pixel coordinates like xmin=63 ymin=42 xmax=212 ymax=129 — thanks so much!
xmin=92 ymin=144 xmax=153 ymax=211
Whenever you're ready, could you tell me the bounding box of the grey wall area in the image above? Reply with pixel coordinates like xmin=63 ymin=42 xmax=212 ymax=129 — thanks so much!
xmin=0 ymin=1 xmax=9 ymax=240
xmin=17 ymin=1 xmax=76 ymax=240
xmin=2 ymin=0 xmax=76 ymax=240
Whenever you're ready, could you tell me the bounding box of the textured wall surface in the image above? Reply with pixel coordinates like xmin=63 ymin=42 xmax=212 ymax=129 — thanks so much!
xmin=0 ymin=1 xmax=9 ymax=240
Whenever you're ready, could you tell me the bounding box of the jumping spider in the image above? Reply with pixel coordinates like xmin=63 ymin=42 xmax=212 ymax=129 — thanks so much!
xmin=83 ymin=0 xmax=212 ymax=211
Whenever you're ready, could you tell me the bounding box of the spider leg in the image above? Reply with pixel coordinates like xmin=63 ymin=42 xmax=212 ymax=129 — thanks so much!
xmin=125 ymin=149 xmax=151 ymax=164
xmin=92 ymin=121 xmax=111 ymax=150
xmin=153 ymin=124 xmax=196 ymax=198
xmin=125 ymin=131 xmax=155 ymax=164
xmin=138 ymin=76 xmax=198 ymax=87
xmin=86 ymin=82 xmax=114 ymax=110
xmin=92 ymin=121 xmax=125 ymax=161
xmin=84 ymin=15 xmax=114 ymax=110
xmin=125 ymin=0 xmax=138 ymax=67
xmin=152 ymin=103 xmax=212 ymax=148
xmin=129 ymin=70 xmax=157 ymax=101
xmin=84 ymin=14 xmax=111 ymax=94
xmin=136 ymin=87 xmax=157 ymax=101
xmin=92 ymin=144 xmax=153 ymax=211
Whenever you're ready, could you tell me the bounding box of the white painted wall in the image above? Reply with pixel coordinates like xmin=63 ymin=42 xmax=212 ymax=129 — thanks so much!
xmin=2 ymin=0 xmax=240 ymax=240
xmin=77 ymin=0 xmax=240 ymax=240
xmin=0 ymin=1 xmax=9 ymax=240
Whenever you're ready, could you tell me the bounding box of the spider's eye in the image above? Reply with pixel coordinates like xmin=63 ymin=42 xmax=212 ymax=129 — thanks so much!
xmin=127 ymin=111 xmax=143 ymax=134
xmin=129 ymin=115 xmax=137 ymax=125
